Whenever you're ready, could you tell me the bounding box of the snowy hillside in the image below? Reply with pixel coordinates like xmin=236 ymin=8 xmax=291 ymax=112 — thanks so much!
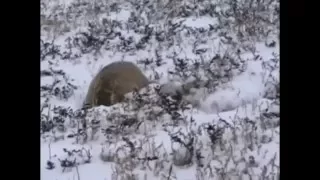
xmin=41 ymin=0 xmax=279 ymax=180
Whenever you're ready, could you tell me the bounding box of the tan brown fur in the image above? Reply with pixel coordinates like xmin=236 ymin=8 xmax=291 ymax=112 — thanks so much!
xmin=83 ymin=61 xmax=150 ymax=108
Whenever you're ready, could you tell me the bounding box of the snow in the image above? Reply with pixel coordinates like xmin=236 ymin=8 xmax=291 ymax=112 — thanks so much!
xmin=199 ymin=59 xmax=268 ymax=113
xmin=41 ymin=1 xmax=279 ymax=180
xmin=182 ymin=16 xmax=219 ymax=28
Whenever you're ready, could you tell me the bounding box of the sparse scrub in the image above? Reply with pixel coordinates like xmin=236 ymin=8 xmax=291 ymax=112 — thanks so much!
xmin=41 ymin=0 xmax=279 ymax=179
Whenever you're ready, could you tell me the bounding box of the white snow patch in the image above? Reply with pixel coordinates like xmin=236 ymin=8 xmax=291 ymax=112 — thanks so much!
xmin=182 ymin=16 xmax=219 ymax=28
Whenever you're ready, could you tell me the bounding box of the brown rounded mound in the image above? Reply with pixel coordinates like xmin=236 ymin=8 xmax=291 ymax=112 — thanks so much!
xmin=83 ymin=61 xmax=150 ymax=108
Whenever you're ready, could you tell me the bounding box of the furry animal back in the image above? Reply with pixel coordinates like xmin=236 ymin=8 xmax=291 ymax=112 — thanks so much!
xmin=83 ymin=61 xmax=150 ymax=108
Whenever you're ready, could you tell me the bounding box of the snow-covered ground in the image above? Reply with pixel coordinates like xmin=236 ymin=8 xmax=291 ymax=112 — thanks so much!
xmin=41 ymin=0 xmax=279 ymax=180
